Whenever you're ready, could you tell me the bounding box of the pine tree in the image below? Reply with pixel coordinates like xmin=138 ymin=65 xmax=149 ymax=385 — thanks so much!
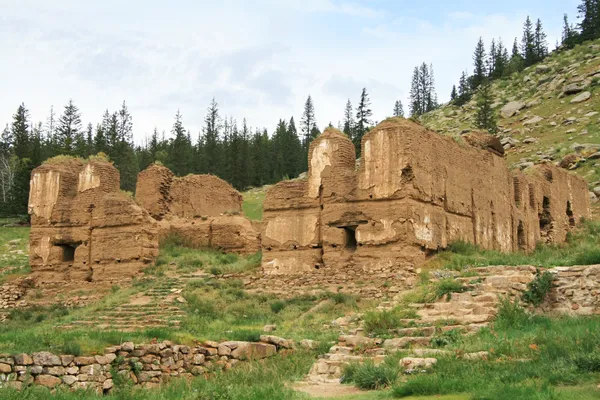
xmin=506 ymin=37 xmax=524 ymax=75
xmin=300 ymin=95 xmax=316 ymax=153
xmin=56 ymin=100 xmax=82 ymax=155
xmin=426 ymin=64 xmax=438 ymax=111
xmin=475 ymin=80 xmax=498 ymax=134
xmin=203 ymin=98 xmax=220 ymax=176
xmin=521 ymin=16 xmax=536 ymax=67
xmin=487 ymin=39 xmax=497 ymax=78
xmin=354 ymin=88 xmax=373 ymax=156
xmin=534 ymin=19 xmax=549 ymax=62
xmin=493 ymin=39 xmax=509 ymax=78
xmin=409 ymin=66 xmax=422 ymax=116
xmin=472 ymin=37 xmax=487 ymax=89
xmin=450 ymin=85 xmax=458 ymax=102
xmin=342 ymin=99 xmax=355 ymax=140
xmin=393 ymin=100 xmax=405 ymax=117
xmin=11 ymin=104 xmax=30 ymax=160
xmin=168 ymin=110 xmax=190 ymax=177
xmin=455 ymin=71 xmax=472 ymax=106
xmin=578 ymin=0 xmax=600 ymax=41
xmin=562 ymin=14 xmax=578 ymax=48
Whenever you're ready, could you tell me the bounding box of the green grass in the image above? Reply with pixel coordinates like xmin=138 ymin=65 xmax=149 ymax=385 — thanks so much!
xmin=0 ymin=226 xmax=30 ymax=281
xmin=243 ymin=188 xmax=266 ymax=221
xmin=433 ymin=220 xmax=600 ymax=271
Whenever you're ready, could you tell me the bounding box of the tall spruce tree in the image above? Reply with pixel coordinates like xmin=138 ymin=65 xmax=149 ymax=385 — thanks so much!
xmin=578 ymin=0 xmax=600 ymax=41
xmin=450 ymin=85 xmax=458 ymax=102
xmin=472 ymin=37 xmax=487 ymax=89
xmin=354 ymin=88 xmax=372 ymax=156
xmin=203 ymin=98 xmax=220 ymax=175
xmin=521 ymin=16 xmax=536 ymax=67
xmin=475 ymin=80 xmax=498 ymax=134
xmin=11 ymin=104 xmax=30 ymax=160
xmin=300 ymin=95 xmax=316 ymax=154
xmin=409 ymin=66 xmax=422 ymax=116
xmin=534 ymin=19 xmax=549 ymax=62
xmin=342 ymin=99 xmax=355 ymax=140
xmin=393 ymin=100 xmax=405 ymax=117
xmin=455 ymin=71 xmax=472 ymax=106
xmin=56 ymin=100 xmax=82 ymax=155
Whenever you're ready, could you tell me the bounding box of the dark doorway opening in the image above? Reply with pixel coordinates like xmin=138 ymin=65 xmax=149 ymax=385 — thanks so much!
xmin=342 ymin=226 xmax=358 ymax=252
xmin=58 ymin=244 xmax=77 ymax=262
xmin=517 ymin=221 xmax=526 ymax=251
xmin=566 ymin=201 xmax=575 ymax=227
xmin=539 ymin=196 xmax=552 ymax=238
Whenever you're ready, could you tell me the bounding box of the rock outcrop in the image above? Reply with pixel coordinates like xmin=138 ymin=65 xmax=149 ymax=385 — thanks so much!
xmin=28 ymin=158 xmax=158 ymax=283
xmin=261 ymin=119 xmax=591 ymax=276
xmin=136 ymin=164 xmax=260 ymax=254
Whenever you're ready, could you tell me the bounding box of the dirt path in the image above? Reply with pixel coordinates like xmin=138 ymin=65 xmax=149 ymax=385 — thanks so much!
xmin=292 ymin=382 xmax=368 ymax=398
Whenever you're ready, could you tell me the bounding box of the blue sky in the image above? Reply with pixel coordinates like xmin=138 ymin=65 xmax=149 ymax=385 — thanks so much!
xmin=0 ymin=0 xmax=582 ymax=142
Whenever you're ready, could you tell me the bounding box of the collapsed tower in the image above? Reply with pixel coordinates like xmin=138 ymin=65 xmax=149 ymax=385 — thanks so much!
xmin=135 ymin=163 xmax=260 ymax=254
xmin=261 ymin=119 xmax=591 ymax=275
xmin=28 ymin=157 xmax=159 ymax=283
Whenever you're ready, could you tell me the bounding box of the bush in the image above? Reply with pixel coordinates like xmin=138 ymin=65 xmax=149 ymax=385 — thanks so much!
xmin=431 ymin=328 xmax=463 ymax=348
xmin=62 ymin=341 xmax=82 ymax=356
xmin=363 ymin=308 xmax=417 ymax=336
xmin=435 ymin=279 xmax=468 ymax=300
xmin=522 ymin=269 xmax=554 ymax=306
xmin=494 ymin=296 xmax=529 ymax=329
xmin=574 ymin=352 xmax=600 ymax=372
xmin=270 ymin=300 xmax=286 ymax=314
xmin=327 ymin=292 xmax=358 ymax=306
xmin=342 ymin=359 xmax=398 ymax=390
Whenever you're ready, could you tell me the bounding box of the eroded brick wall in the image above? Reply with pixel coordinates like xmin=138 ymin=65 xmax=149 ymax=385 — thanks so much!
xmin=262 ymin=119 xmax=591 ymax=276
xmin=28 ymin=159 xmax=159 ymax=283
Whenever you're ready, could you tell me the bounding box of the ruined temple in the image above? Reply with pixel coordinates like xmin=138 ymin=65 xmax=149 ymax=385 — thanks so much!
xmin=261 ymin=118 xmax=591 ymax=275
xmin=28 ymin=158 xmax=159 ymax=283
xmin=135 ymin=164 xmax=260 ymax=254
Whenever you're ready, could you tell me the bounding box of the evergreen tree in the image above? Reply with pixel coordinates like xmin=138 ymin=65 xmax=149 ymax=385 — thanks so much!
xmin=472 ymin=37 xmax=487 ymax=89
xmin=487 ymin=39 xmax=497 ymax=78
xmin=410 ymin=63 xmax=438 ymax=116
xmin=493 ymin=39 xmax=509 ymax=78
xmin=409 ymin=66 xmax=422 ymax=116
xmin=475 ymin=80 xmax=498 ymax=134
xmin=455 ymin=71 xmax=472 ymax=106
xmin=521 ymin=16 xmax=536 ymax=66
xmin=354 ymin=88 xmax=372 ymax=156
xmin=450 ymin=85 xmax=458 ymax=102
xmin=203 ymin=98 xmax=220 ymax=176
xmin=11 ymin=103 xmax=30 ymax=160
xmin=300 ymin=95 xmax=316 ymax=154
xmin=578 ymin=0 xmax=600 ymax=41
xmin=342 ymin=99 xmax=355 ymax=140
xmin=168 ymin=110 xmax=190 ymax=177
xmin=393 ymin=100 xmax=405 ymax=117
xmin=506 ymin=37 xmax=524 ymax=75
xmin=534 ymin=18 xmax=549 ymax=62
xmin=562 ymin=14 xmax=578 ymax=48
xmin=56 ymin=100 xmax=82 ymax=155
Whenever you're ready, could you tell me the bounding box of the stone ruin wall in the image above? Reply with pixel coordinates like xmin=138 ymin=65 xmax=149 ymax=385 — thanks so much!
xmin=135 ymin=164 xmax=260 ymax=254
xmin=0 ymin=336 xmax=292 ymax=393
xmin=261 ymin=118 xmax=591 ymax=276
xmin=28 ymin=159 xmax=159 ymax=283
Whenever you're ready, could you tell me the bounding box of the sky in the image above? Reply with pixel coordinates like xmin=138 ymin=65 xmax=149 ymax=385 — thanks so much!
xmin=0 ymin=0 xmax=582 ymax=143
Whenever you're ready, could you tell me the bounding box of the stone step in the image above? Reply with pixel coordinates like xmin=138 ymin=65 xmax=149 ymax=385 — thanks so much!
xmin=392 ymin=326 xmax=436 ymax=337
xmin=382 ymin=336 xmax=431 ymax=349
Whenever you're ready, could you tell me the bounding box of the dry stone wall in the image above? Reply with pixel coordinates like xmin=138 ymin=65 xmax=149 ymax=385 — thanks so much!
xmin=136 ymin=164 xmax=260 ymax=254
xmin=0 ymin=337 xmax=292 ymax=393
xmin=262 ymin=119 xmax=591 ymax=277
xmin=28 ymin=159 xmax=159 ymax=283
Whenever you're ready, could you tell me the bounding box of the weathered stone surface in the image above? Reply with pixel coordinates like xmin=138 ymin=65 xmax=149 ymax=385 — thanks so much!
xmin=62 ymin=375 xmax=78 ymax=386
xmin=570 ymin=91 xmax=591 ymax=103
xmin=523 ymin=116 xmax=544 ymax=125
xmin=230 ymin=343 xmax=277 ymax=360
xmin=260 ymin=335 xmax=294 ymax=349
xmin=32 ymin=352 xmax=62 ymax=366
xmin=399 ymin=357 xmax=437 ymax=371
xmin=14 ymin=354 xmax=33 ymax=365
xmin=121 ymin=342 xmax=135 ymax=352
xmin=35 ymin=374 xmax=62 ymax=388
xmin=500 ymin=101 xmax=526 ymax=118
xmin=0 ymin=363 xmax=12 ymax=373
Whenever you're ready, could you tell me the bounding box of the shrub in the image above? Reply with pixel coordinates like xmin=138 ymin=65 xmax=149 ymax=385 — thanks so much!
xmin=447 ymin=240 xmax=478 ymax=255
xmin=62 ymin=341 xmax=82 ymax=356
xmin=495 ymin=296 xmax=529 ymax=329
xmin=342 ymin=360 xmax=398 ymax=390
xmin=522 ymin=269 xmax=554 ymax=306
xmin=328 ymin=292 xmax=358 ymax=306
xmin=270 ymin=300 xmax=286 ymax=314
xmin=363 ymin=308 xmax=417 ymax=335
xmin=435 ymin=279 xmax=468 ymax=300
xmin=431 ymin=328 xmax=463 ymax=348
xmin=574 ymin=352 xmax=600 ymax=372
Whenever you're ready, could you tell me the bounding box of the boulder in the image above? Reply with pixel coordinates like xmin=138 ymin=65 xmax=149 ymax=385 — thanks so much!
xmin=500 ymin=101 xmax=526 ymax=118
xmin=523 ymin=116 xmax=543 ymax=126
xmin=590 ymin=192 xmax=599 ymax=204
xmin=559 ymin=154 xmax=581 ymax=169
xmin=535 ymin=65 xmax=550 ymax=74
xmin=35 ymin=374 xmax=62 ymax=388
xmin=462 ymin=131 xmax=504 ymax=156
xmin=230 ymin=342 xmax=277 ymax=360
xmin=260 ymin=335 xmax=294 ymax=349
xmin=588 ymin=152 xmax=600 ymax=160
xmin=563 ymin=82 xmax=587 ymax=95
xmin=571 ymin=91 xmax=591 ymax=104
xmin=593 ymin=187 xmax=600 ymax=197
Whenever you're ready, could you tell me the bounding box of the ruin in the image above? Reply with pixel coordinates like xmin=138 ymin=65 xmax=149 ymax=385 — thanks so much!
xmin=261 ymin=118 xmax=591 ymax=275
xmin=28 ymin=158 xmax=159 ymax=283
xmin=135 ymin=164 xmax=260 ymax=254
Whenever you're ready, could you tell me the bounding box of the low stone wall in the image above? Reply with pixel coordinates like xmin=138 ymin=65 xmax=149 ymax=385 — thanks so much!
xmin=543 ymin=265 xmax=600 ymax=315
xmin=0 ymin=336 xmax=294 ymax=393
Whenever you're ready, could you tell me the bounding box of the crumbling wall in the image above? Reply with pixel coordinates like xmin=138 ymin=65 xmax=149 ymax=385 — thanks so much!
xmin=262 ymin=119 xmax=591 ymax=276
xmin=28 ymin=159 xmax=159 ymax=283
xmin=136 ymin=164 xmax=259 ymax=254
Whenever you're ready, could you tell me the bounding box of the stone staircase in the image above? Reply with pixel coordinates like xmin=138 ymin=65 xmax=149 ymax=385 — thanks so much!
xmin=307 ymin=266 xmax=537 ymax=382
xmin=57 ymin=278 xmax=189 ymax=332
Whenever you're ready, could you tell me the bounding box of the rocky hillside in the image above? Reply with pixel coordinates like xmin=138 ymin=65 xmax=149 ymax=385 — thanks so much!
xmin=421 ymin=39 xmax=600 ymax=210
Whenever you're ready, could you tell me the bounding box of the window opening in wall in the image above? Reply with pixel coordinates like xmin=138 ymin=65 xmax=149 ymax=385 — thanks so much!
xmin=342 ymin=226 xmax=358 ymax=252
xmin=566 ymin=201 xmax=575 ymax=227
xmin=539 ymin=196 xmax=552 ymax=236
xmin=57 ymin=244 xmax=77 ymax=262
xmin=517 ymin=221 xmax=526 ymax=251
